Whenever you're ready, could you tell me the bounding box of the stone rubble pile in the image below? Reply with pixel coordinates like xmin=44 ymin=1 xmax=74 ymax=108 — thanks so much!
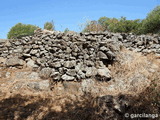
xmin=0 ymin=29 xmax=122 ymax=82
xmin=119 ymin=33 xmax=160 ymax=55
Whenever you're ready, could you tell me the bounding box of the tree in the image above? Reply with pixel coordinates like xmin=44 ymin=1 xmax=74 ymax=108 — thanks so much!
xmin=98 ymin=16 xmax=142 ymax=34
xmin=83 ymin=20 xmax=105 ymax=32
xmin=142 ymin=5 xmax=160 ymax=34
xmin=7 ymin=23 xmax=38 ymax=39
xmin=98 ymin=17 xmax=110 ymax=31
xmin=64 ymin=28 xmax=69 ymax=33
xmin=83 ymin=5 xmax=160 ymax=34
xmin=44 ymin=21 xmax=55 ymax=31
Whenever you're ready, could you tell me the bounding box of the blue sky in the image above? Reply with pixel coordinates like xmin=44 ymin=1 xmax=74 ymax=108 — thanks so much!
xmin=0 ymin=0 xmax=159 ymax=38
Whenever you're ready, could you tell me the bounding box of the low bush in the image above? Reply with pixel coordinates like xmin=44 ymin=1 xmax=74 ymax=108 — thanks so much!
xmin=7 ymin=23 xmax=38 ymax=39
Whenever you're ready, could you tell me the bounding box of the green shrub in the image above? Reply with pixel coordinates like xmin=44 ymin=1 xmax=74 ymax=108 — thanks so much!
xmin=84 ymin=5 xmax=160 ymax=34
xmin=44 ymin=21 xmax=55 ymax=31
xmin=142 ymin=5 xmax=160 ymax=34
xmin=64 ymin=28 xmax=70 ymax=33
xmin=82 ymin=20 xmax=105 ymax=32
xmin=98 ymin=17 xmax=142 ymax=34
xmin=7 ymin=23 xmax=38 ymax=39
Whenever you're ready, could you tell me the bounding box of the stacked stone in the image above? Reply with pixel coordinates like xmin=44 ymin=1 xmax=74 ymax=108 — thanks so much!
xmin=0 ymin=29 xmax=121 ymax=82
xmin=1 ymin=30 xmax=159 ymax=82
xmin=119 ymin=33 xmax=160 ymax=55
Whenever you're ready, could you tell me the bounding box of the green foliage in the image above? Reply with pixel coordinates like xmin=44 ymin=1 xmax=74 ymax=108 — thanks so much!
xmin=98 ymin=17 xmax=142 ymax=34
xmin=141 ymin=5 xmax=160 ymax=34
xmin=44 ymin=21 xmax=55 ymax=31
xmin=82 ymin=20 xmax=105 ymax=32
xmin=98 ymin=17 xmax=110 ymax=31
xmin=83 ymin=5 xmax=160 ymax=34
xmin=7 ymin=23 xmax=38 ymax=39
xmin=64 ymin=28 xmax=69 ymax=33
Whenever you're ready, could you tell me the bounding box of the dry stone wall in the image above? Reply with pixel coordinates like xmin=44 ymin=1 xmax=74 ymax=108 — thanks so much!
xmin=119 ymin=33 xmax=160 ymax=55
xmin=0 ymin=29 xmax=160 ymax=82
xmin=0 ymin=29 xmax=122 ymax=82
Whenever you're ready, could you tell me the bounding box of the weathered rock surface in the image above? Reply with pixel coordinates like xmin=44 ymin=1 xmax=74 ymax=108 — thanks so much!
xmin=27 ymin=80 xmax=50 ymax=91
xmin=94 ymin=94 xmax=131 ymax=120
xmin=0 ymin=29 xmax=159 ymax=83
xmin=5 ymin=57 xmax=24 ymax=67
xmin=39 ymin=68 xmax=52 ymax=79
xmin=97 ymin=67 xmax=111 ymax=81
xmin=61 ymin=74 xmax=75 ymax=81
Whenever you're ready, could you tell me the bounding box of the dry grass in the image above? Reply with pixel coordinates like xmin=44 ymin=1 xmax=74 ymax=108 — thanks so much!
xmin=105 ymin=49 xmax=160 ymax=95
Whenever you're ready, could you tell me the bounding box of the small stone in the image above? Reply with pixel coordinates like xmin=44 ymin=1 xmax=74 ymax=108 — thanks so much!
xmin=51 ymin=72 xmax=61 ymax=80
xmin=26 ymin=59 xmax=37 ymax=68
xmin=61 ymin=74 xmax=75 ymax=81
xmin=66 ymin=69 xmax=77 ymax=76
xmin=49 ymin=61 xmax=61 ymax=68
xmin=30 ymin=49 xmax=38 ymax=55
xmin=100 ymin=46 xmax=109 ymax=51
xmin=98 ymin=51 xmax=108 ymax=59
xmin=86 ymin=67 xmax=97 ymax=77
xmin=106 ymin=51 xmax=116 ymax=60
xmin=64 ymin=60 xmax=76 ymax=68
xmin=39 ymin=68 xmax=52 ymax=79
xmin=23 ymin=53 xmax=31 ymax=57
xmin=85 ymin=60 xmax=94 ymax=66
xmin=77 ymin=70 xmax=86 ymax=79
xmin=36 ymin=59 xmax=41 ymax=65
xmin=97 ymin=67 xmax=111 ymax=80
xmin=0 ymin=57 xmax=6 ymax=64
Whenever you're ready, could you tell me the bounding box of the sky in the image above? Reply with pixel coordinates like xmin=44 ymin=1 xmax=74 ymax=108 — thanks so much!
xmin=0 ymin=0 xmax=159 ymax=38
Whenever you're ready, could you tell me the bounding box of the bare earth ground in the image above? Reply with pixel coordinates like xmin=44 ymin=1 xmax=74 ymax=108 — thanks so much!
xmin=0 ymin=49 xmax=160 ymax=120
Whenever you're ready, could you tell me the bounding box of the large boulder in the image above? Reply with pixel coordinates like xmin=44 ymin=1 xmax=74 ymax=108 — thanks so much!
xmin=27 ymin=80 xmax=50 ymax=91
xmin=5 ymin=57 xmax=25 ymax=67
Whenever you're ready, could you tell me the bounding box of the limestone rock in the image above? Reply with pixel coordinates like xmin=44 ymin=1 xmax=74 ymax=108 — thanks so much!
xmin=61 ymin=74 xmax=75 ymax=81
xmin=98 ymin=51 xmax=108 ymax=59
xmin=27 ymin=80 xmax=50 ymax=91
xmin=5 ymin=57 xmax=24 ymax=67
xmin=97 ymin=67 xmax=111 ymax=80
xmin=64 ymin=60 xmax=76 ymax=68
xmin=51 ymin=71 xmax=61 ymax=80
xmin=49 ymin=61 xmax=61 ymax=68
xmin=26 ymin=58 xmax=37 ymax=68
xmin=66 ymin=69 xmax=77 ymax=76
xmin=86 ymin=67 xmax=97 ymax=77
xmin=39 ymin=68 xmax=52 ymax=79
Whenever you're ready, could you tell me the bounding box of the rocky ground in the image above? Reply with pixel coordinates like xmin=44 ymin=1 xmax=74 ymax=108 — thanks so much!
xmin=0 ymin=30 xmax=160 ymax=120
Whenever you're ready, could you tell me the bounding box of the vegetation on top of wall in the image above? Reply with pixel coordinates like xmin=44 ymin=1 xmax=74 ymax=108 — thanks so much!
xmin=7 ymin=23 xmax=38 ymax=39
xmin=82 ymin=20 xmax=105 ymax=32
xmin=7 ymin=5 xmax=160 ymax=39
xmin=141 ymin=6 xmax=160 ymax=34
xmin=44 ymin=21 xmax=55 ymax=31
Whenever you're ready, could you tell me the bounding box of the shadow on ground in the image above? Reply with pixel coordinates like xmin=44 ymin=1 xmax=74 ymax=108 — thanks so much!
xmin=0 ymin=88 xmax=159 ymax=120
